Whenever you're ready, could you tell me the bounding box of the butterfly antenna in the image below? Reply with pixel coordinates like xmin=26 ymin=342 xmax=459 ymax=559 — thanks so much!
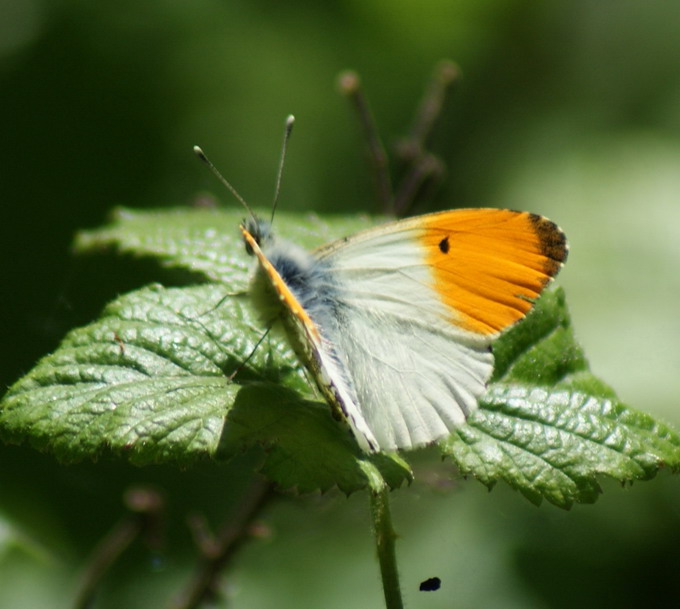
xmin=270 ymin=114 xmax=295 ymax=224
xmin=193 ymin=145 xmax=257 ymax=224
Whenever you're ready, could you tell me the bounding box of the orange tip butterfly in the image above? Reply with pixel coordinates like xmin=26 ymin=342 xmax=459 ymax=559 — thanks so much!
xmin=195 ymin=117 xmax=568 ymax=453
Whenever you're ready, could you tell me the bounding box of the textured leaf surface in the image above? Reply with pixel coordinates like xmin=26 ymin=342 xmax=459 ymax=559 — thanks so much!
xmin=0 ymin=283 xmax=305 ymax=464
xmin=442 ymin=289 xmax=680 ymax=508
xmin=74 ymin=207 xmax=369 ymax=287
xmin=218 ymin=383 xmax=412 ymax=494
xmin=2 ymin=208 xmax=679 ymax=502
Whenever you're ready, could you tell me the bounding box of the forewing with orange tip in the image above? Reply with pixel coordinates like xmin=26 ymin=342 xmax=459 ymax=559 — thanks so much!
xmin=310 ymin=208 xmax=567 ymax=451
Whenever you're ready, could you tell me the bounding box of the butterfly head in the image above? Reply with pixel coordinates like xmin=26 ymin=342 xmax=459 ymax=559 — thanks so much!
xmin=242 ymin=216 xmax=273 ymax=255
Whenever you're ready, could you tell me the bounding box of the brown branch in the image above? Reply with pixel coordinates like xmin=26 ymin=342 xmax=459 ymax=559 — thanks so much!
xmin=401 ymin=59 xmax=460 ymax=158
xmin=168 ymin=478 xmax=276 ymax=609
xmin=338 ymin=61 xmax=460 ymax=218
xmin=73 ymin=487 xmax=165 ymax=609
xmin=337 ymin=70 xmax=394 ymax=215
xmin=393 ymin=60 xmax=460 ymax=216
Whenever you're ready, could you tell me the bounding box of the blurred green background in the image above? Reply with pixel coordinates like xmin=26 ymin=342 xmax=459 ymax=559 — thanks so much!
xmin=1 ymin=1 xmax=679 ymax=608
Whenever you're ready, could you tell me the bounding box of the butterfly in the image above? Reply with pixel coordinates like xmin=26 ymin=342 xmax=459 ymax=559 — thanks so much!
xmin=240 ymin=207 xmax=567 ymax=453
xmin=194 ymin=118 xmax=567 ymax=453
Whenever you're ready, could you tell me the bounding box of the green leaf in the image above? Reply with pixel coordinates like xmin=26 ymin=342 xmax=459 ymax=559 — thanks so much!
xmin=218 ymin=383 xmax=412 ymax=494
xmin=2 ymin=207 xmax=678 ymax=503
xmin=441 ymin=288 xmax=680 ymax=508
xmin=74 ymin=206 xmax=370 ymax=286
xmin=0 ymin=283 xmax=304 ymax=464
xmin=2 ymin=210 xmax=412 ymax=492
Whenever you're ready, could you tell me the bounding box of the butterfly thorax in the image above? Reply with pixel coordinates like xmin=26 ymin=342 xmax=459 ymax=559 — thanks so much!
xmin=249 ymin=231 xmax=332 ymax=317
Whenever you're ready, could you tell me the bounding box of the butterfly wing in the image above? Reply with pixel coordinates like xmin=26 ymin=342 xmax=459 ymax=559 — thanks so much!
xmin=322 ymin=303 xmax=494 ymax=451
xmin=314 ymin=208 xmax=567 ymax=451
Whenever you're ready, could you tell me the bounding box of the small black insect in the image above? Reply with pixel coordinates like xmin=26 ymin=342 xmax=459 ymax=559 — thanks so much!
xmin=419 ymin=576 xmax=441 ymax=591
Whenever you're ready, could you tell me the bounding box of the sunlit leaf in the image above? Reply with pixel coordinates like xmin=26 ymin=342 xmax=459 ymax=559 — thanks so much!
xmin=2 ymin=208 xmax=678 ymax=501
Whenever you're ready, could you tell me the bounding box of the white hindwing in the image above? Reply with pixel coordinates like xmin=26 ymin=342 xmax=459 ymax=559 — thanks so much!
xmin=313 ymin=222 xmax=494 ymax=452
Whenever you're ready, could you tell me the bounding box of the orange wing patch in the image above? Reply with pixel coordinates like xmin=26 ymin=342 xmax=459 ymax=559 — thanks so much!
xmin=422 ymin=209 xmax=567 ymax=335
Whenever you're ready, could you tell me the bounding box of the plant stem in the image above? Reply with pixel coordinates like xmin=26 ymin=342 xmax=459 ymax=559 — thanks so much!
xmin=168 ymin=477 xmax=275 ymax=609
xmin=370 ymin=482 xmax=404 ymax=609
xmin=73 ymin=486 xmax=164 ymax=609
xmin=337 ymin=69 xmax=394 ymax=215
xmin=405 ymin=59 xmax=460 ymax=153
xmin=393 ymin=59 xmax=459 ymax=216
xmin=338 ymin=60 xmax=459 ymax=218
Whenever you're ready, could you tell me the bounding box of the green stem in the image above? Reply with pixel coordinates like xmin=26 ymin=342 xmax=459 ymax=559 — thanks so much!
xmin=369 ymin=480 xmax=404 ymax=609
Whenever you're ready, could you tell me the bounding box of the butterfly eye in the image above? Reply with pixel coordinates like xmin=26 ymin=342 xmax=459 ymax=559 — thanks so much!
xmin=241 ymin=218 xmax=272 ymax=256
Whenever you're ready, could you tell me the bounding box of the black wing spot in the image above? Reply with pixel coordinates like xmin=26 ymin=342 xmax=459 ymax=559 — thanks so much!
xmin=438 ymin=236 xmax=450 ymax=254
